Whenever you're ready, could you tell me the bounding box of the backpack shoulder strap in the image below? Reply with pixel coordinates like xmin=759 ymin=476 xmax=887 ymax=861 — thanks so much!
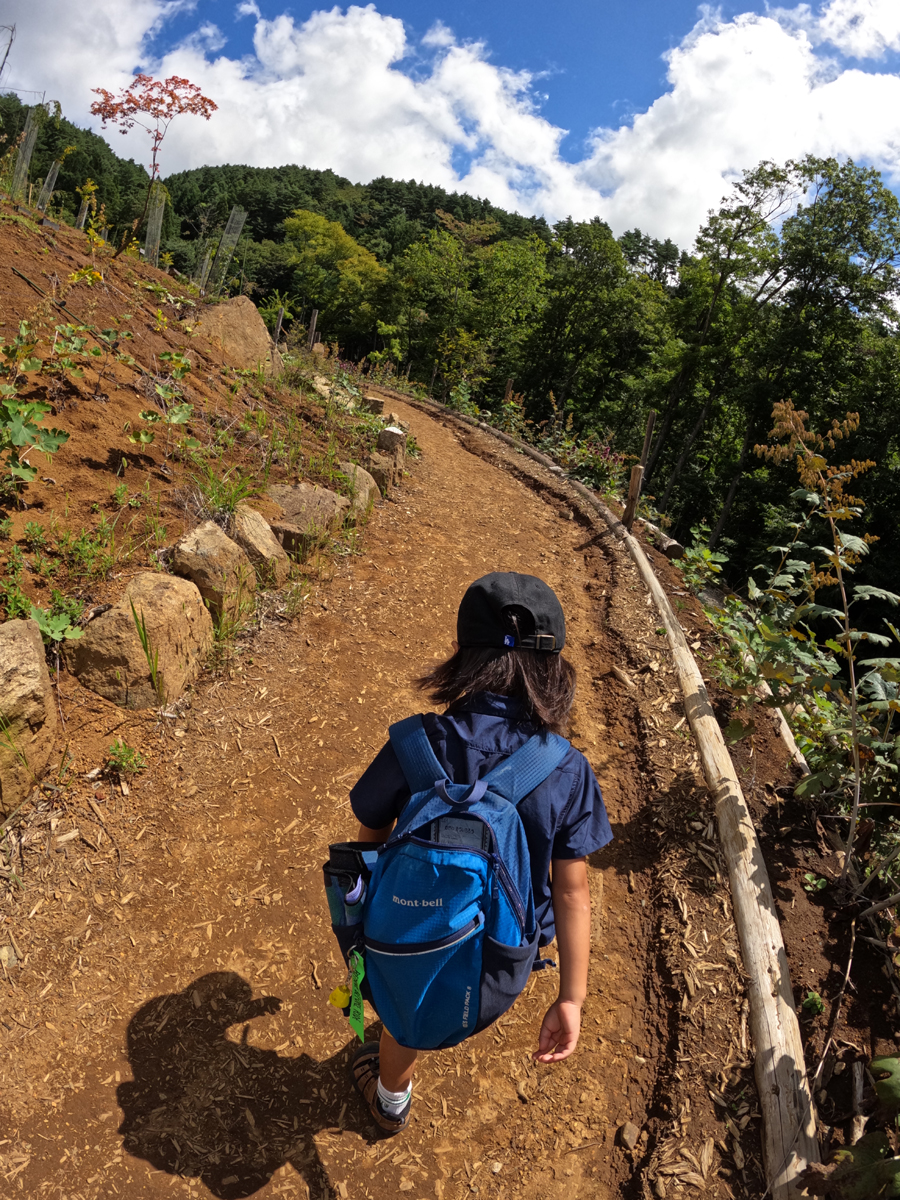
xmin=388 ymin=714 xmax=449 ymax=795
xmin=483 ymin=733 xmax=570 ymax=806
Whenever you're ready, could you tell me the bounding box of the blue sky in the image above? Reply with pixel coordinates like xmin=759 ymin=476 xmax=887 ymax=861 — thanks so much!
xmin=4 ymin=0 xmax=900 ymax=243
xmin=141 ymin=0 xmax=756 ymax=151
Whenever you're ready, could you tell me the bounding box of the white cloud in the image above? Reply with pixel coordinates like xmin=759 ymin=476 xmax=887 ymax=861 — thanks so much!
xmin=2 ymin=0 xmax=900 ymax=247
xmin=422 ymin=20 xmax=454 ymax=49
xmin=581 ymin=11 xmax=900 ymax=242
xmin=817 ymin=0 xmax=900 ymax=58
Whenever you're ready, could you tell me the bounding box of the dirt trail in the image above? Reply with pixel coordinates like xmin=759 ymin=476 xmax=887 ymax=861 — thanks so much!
xmin=6 ymin=399 xmax=699 ymax=1199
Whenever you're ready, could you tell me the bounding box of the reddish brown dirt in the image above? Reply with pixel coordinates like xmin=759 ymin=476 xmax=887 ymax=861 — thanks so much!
xmin=0 ymin=206 xmax=372 ymax=621
xmin=0 ymin=391 xmax=770 ymax=1200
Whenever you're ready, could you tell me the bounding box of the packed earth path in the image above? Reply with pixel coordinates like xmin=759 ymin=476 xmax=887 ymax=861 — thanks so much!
xmin=3 ymin=397 xmax=750 ymax=1200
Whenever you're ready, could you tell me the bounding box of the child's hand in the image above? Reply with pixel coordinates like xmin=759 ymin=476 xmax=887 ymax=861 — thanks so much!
xmin=533 ymin=999 xmax=581 ymax=1063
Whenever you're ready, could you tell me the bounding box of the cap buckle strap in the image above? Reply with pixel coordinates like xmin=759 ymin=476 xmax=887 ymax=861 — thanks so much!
xmin=520 ymin=633 xmax=556 ymax=651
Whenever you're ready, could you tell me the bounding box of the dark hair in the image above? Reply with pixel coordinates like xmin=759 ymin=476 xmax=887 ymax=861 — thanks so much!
xmin=417 ymin=609 xmax=576 ymax=735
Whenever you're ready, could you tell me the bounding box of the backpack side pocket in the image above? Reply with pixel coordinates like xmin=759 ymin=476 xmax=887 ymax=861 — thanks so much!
xmin=476 ymin=926 xmax=541 ymax=1033
xmin=324 ymin=864 xmax=366 ymax=964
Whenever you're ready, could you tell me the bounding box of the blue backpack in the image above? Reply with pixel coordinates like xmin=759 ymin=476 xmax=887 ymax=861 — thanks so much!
xmin=328 ymin=714 xmax=569 ymax=1050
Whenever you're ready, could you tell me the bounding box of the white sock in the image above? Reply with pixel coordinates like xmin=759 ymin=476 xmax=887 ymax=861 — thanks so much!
xmin=376 ymin=1078 xmax=411 ymax=1116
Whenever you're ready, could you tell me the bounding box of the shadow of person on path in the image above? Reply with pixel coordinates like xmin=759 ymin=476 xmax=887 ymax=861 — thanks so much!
xmin=117 ymin=971 xmax=364 ymax=1199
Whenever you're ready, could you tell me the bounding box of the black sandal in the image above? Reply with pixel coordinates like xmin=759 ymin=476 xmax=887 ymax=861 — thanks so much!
xmin=350 ymin=1042 xmax=411 ymax=1135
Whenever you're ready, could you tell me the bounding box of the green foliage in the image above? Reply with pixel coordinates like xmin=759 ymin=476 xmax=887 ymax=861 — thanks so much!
xmin=29 ymin=603 xmax=83 ymax=646
xmin=800 ymin=1057 xmax=900 ymax=1196
xmin=679 ymin=525 xmax=730 ymax=592
xmin=800 ymin=990 xmax=825 ymax=1015
xmin=258 ymin=290 xmax=295 ymax=333
xmin=282 ymin=209 xmax=386 ymax=341
xmin=49 ymin=590 xmax=83 ymax=626
xmin=106 ymin=739 xmax=147 ymax=779
xmin=802 ymin=873 xmax=828 ymax=895
xmin=189 ymin=460 xmax=253 ymax=522
xmin=130 ymin=602 xmax=164 ymax=705
xmin=23 ymin=521 xmax=47 ymax=550
xmin=0 ymin=93 xmax=151 ymax=234
xmin=0 ymin=322 xmax=70 ymax=494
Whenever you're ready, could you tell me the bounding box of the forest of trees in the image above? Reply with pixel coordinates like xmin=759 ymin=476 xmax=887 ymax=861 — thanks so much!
xmin=2 ymin=94 xmax=899 ymax=615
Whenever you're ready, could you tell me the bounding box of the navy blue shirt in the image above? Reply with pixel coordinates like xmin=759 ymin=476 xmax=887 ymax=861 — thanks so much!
xmin=349 ymin=693 xmax=612 ymax=945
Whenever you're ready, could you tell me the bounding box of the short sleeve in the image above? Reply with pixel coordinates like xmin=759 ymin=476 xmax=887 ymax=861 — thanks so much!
xmin=349 ymin=741 xmax=410 ymax=829
xmin=552 ymin=756 xmax=613 ymax=859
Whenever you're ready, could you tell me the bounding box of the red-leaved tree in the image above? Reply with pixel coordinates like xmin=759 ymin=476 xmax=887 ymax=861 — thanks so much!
xmin=90 ymin=74 xmax=217 ymax=253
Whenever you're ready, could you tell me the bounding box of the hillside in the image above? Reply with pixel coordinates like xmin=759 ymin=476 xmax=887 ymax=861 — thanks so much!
xmin=1 ymin=180 xmax=899 ymax=1200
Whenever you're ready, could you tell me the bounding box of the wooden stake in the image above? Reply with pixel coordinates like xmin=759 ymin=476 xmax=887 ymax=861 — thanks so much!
xmin=622 ymin=464 xmax=643 ymax=532
xmin=273 ymin=306 xmax=285 ymax=347
xmin=640 ymin=409 xmax=657 ymax=467
xmin=307 ymin=309 xmax=318 ymax=351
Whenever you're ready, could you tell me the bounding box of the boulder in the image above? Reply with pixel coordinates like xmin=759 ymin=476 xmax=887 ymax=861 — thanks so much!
xmin=267 ymin=482 xmax=349 ymax=535
xmin=339 ymin=462 xmax=380 ymax=519
xmin=64 ymin=574 xmax=212 ymax=710
xmin=384 ymin=411 xmax=410 ymax=432
xmin=0 ymin=619 xmax=57 ymax=817
xmin=172 ymin=521 xmax=256 ymax=622
xmin=377 ymin=426 xmax=407 ymax=456
xmin=231 ymin=503 xmax=291 ymax=588
xmin=196 ymin=296 xmax=283 ymax=377
xmin=366 ymin=452 xmax=395 ymax=497
xmin=267 ymin=480 xmax=351 ymax=558
xmin=311 ymin=374 xmax=333 ymax=401
xmin=360 ymin=393 xmax=385 ymax=415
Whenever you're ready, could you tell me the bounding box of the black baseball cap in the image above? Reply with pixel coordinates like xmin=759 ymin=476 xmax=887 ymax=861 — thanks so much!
xmin=457 ymin=572 xmax=565 ymax=652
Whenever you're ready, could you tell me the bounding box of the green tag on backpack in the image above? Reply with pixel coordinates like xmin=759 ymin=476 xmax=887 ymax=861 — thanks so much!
xmin=348 ymin=949 xmax=366 ymax=1042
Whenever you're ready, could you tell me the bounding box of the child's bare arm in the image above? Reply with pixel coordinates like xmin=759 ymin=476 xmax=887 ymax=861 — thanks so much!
xmin=356 ymin=820 xmax=394 ymax=844
xmin=533 ymin=856 xmax=591 ymax=1064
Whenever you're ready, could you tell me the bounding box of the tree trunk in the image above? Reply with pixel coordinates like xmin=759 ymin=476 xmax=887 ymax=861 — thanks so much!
xmin=644 ymin=372 xmax=684 ymax=484
xmin=659 ymin=398 xmax=712 ymax=511
xmin=709 ymin=423 xmax=753 ymax=548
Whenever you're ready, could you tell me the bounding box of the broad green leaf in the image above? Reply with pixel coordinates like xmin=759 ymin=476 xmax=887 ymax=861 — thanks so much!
xmin=853 ymin=586 xmax=900 ymax=606
xmin=790 ymin=488 xmax=821 ymax=505
xmin=872 ymin=1056 xmax=900 ymax=1117
xmin=839 ymin=532 xmax=869 ymax=555
xmin=36 ymin=428 xmax=69 ymax=455
xmin=724 ymin=718 xmax=756 ymax=744
xmin=7 ymin=413 xmax=36 ymax=447
xmin=862 ymin=632 xmax=893 ymax=647
xmin=7 ymin=460 xmax=37 ymax=481
xmin=20 ymin=357 xmax=43 ymax=372
xmin=167 ymin=403 xmax=193 ymax=425
xmin=826 ymin=1132 xmax=900 ymax=1199
xmin=138 ymin=410 xmax=162 ymax=424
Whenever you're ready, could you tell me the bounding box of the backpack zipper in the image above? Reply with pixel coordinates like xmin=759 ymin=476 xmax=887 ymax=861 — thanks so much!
xmin=365 ymin=914 xmax=483 ymax=956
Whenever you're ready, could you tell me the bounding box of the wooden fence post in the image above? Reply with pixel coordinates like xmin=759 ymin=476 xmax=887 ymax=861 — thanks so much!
xmin=307 ymin=309 xmax=318 ymax=351
xmin=622 ymin=410 xmax=657 ymax=532
xmin=622 ymin=464 xmax=643 ymax=532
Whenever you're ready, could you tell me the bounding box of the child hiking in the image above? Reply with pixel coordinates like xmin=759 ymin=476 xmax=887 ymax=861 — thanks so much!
xmin=324 ymin=571 xmax=612 ymax=1135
